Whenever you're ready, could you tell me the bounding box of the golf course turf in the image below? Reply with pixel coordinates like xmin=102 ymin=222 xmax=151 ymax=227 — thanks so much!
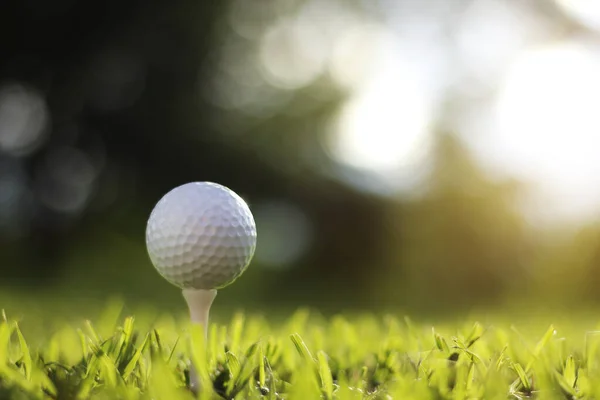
xmin=1 ymin=307 xmax=599 ymax=399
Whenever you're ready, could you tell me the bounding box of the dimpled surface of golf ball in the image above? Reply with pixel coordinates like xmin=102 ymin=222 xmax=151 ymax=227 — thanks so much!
xmin=146 ymin=182 xmax=256 ymax=290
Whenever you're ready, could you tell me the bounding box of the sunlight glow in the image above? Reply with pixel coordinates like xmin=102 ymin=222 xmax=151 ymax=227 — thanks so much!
xmin=456 ymin=0 xmax=543 ymax=83
xmin=259 ymin=16 xmax=328 ymax=90
xmin=494 ymin=42 xmax=600 ymax=219
xmin=328 ymin=31 xmax=434 ymax=177
xmin=556 ymin=0 xmax=600 ymax=31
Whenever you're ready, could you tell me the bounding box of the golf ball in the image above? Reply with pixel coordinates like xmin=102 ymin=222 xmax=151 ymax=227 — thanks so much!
xmin=145 ymin=182 xmax=257 ymax=290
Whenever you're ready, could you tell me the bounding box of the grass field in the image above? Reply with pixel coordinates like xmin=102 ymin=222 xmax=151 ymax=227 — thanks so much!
xmin=2 ymin=303 xmax=600 ymax=399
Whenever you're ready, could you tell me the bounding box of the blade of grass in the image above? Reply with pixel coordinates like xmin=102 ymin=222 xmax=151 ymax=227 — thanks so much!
xmin=525 ymin=325 xmax=555 ymax=371
xmin=290 ymin=333 xmax=315 ymax=363
xmin=14 ymin=322 xmax=32 ymax=380
xmin=317 ymin=350 xmax=334 ymax=400
xmin=122 ymin=332 xmax=150 ymax=380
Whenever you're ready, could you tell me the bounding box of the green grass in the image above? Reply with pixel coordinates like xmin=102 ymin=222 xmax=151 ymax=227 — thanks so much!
xmin=2 ymin=305 xmax=600 ymax=399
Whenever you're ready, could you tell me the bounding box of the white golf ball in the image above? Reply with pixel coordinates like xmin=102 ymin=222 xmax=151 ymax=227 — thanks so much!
xmin=145 ymin=182 xmax=257 ymax=290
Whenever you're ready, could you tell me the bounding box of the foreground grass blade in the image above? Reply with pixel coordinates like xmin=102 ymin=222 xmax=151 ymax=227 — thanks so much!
xmin=290 ymin=333 xmax=315 ymax=363
xmin=2 ymin=309 xmax=600 ymax=399
xmin=317 ymin=351 xmax=334 ymax=399
xmin=525 ymin=325 xmax=555 ymax=371
xmin=122 ymin=332 xmax=150 ymax=380
xmin=14 ymin=322 xmax=32 ymax=380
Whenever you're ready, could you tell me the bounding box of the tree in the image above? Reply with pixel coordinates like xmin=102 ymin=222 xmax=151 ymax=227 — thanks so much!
xmin=386 ymin=132 xmax=532 ymax=310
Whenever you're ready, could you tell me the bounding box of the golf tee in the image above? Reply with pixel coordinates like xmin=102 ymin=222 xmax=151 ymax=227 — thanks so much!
xmin=182 ymin=288 xmax=218 ymax=392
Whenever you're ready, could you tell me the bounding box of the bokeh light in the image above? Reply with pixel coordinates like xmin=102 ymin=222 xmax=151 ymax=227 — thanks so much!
xmin=556 ymin=0 xmax=600 ymax=31
xmin=455 ymin=0 xmax=547 ymax=85
xmin=227 ymin=0 xmax=276 ymax=40
xmin=0 ymin=83 xmax=49 ymax=156
xmin=328 ymin=24 xmax=383 ymax=89
xmin=259 ymin=17 xmax=327 ymax=90
xmin=491 ymin=41 xmax=600 ymax=221
xmin=253 ymin=200 xmax=312 ymax=268
xmin=35 ymin=146 xmax=98 ymax=215
xmin=327 ymin=30 xmax=435 ymax=192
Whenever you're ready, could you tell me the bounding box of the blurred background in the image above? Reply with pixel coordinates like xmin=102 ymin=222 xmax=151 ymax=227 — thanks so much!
xmin=1 ymin=0 xmax=600 ymax=317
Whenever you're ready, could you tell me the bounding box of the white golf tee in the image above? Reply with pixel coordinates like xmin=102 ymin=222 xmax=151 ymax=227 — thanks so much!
xmin=182 ymin=288 xmax=218 ymax=392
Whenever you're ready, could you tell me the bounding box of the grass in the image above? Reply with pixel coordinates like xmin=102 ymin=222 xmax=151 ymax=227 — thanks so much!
xmin=2 ymin=304 xmax=600 ymax=399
